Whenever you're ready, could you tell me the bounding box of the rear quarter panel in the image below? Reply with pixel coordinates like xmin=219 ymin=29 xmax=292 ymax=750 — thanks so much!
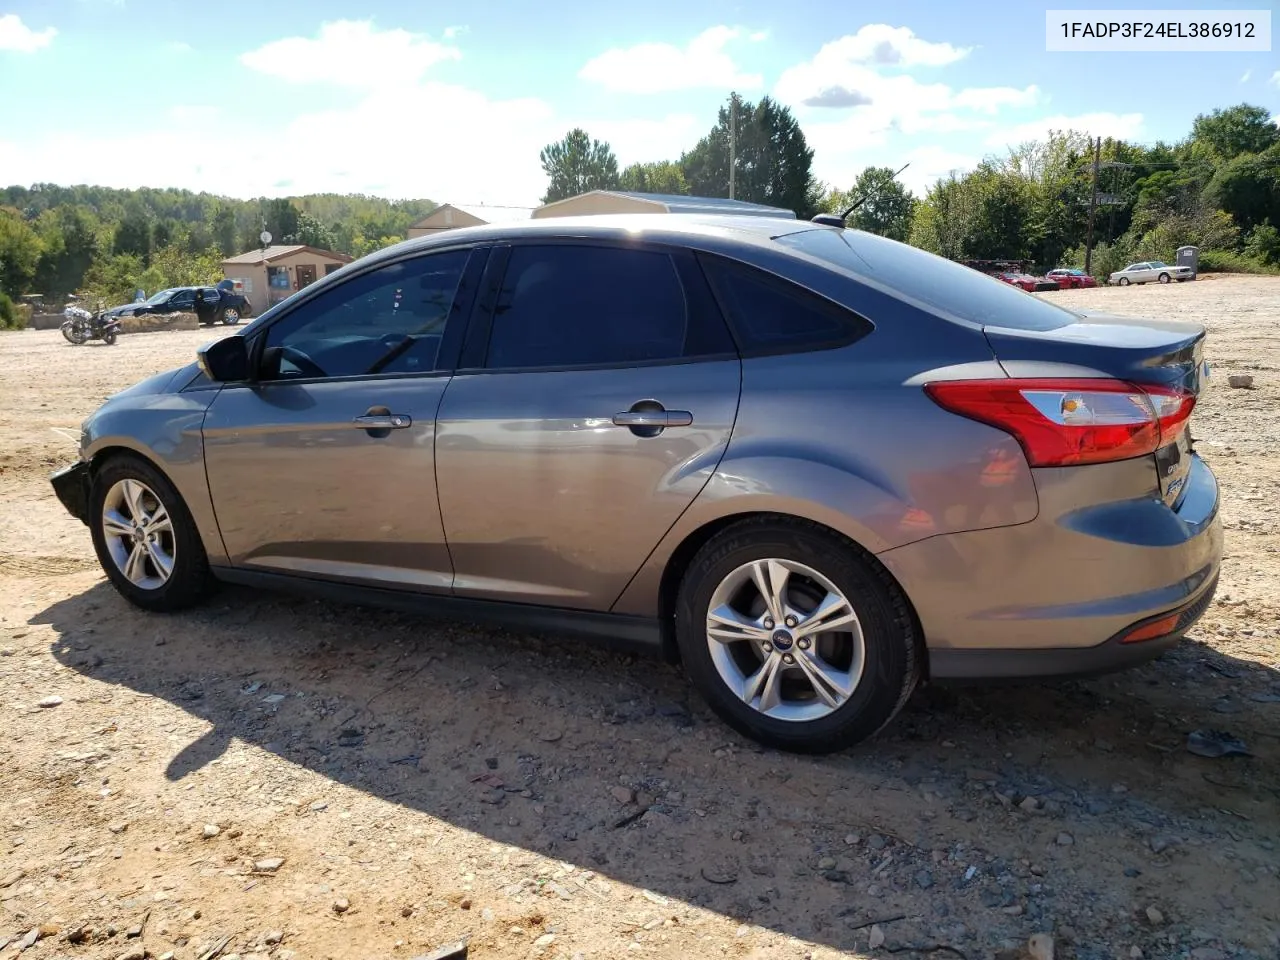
xmin=611 ymin=279 xmax=1040 ymax=615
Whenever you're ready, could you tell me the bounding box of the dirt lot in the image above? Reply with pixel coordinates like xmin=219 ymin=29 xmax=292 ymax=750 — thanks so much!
xmin=1 ymin=276 xmax=1277 ymax=960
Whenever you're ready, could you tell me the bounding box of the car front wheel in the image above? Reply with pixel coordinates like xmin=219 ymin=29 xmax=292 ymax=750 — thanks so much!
xmin=89 ymin=455 xmax=216 ymax=612
xmin=675 ymin=518 xmax=919 ymax=754
xmin=1118 ymin=277 xmax=1130 ymax=285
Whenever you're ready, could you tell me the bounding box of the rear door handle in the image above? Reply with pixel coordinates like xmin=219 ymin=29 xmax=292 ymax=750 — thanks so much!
xmin=614 ymin=409 xmax=696 ymax=427
xmin=611 ymin=410 xmax=693 ymax=428
xmin=353 ymin=414 xmax=412 ymax=429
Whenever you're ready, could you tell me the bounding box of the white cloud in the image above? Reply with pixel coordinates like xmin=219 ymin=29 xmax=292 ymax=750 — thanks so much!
xmin=953 ymin=85 xmax=1041 ymax=114
xmin=776 ymin=35 xmax=1035 ymax=123
xmin=578 ymin=26 xmax=763 ymax=94
xmin=1271 ymin=70 xmax=1280 ymax=88
xmin=984 ymin=112 xmax=1144 ymax=148
xmin=1240 ymin=69 xmax=1251 ymax=82
xmin=0 ymin=13 xmax=56 ymax=53
xmin=805 ymin=25 xmax=970 ymax=71
xmin=443 ymin=25 xmax=468 ymax=40
xmin=749 ymin=30 xmax=769 ymax=42
xmin=167 ymin=40 xmax=191 ymax=53
xmin=240 ymin=19 xmax=461 ymax=90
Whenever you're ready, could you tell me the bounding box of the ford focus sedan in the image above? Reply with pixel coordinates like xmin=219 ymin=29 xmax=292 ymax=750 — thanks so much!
xmin=50 ymin=214 xmax=1222 ymax=754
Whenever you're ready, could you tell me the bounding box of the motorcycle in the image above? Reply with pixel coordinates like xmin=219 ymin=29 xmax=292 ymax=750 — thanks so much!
xmin=60 ymin=302 xmax=121 ymax=346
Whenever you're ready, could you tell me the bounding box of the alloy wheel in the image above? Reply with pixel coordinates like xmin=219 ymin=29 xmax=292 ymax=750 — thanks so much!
xmin=101 ymin=478 xmax=176 ymax=590
xmin=705 ymin=558 xmax=865 ymax=722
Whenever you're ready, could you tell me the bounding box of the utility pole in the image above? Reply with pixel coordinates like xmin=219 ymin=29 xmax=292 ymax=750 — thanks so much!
xmin=728 ymin=91 xmax=736 ymax=200
xmin=1084 ymin=135 xmax=1101 ymax=276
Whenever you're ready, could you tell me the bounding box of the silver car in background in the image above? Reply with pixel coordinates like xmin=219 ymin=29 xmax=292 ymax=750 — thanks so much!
xmin=1108 ymin=261 xmax=1194 ymax=285
xmin=50 ymin=214 xmax=1222 ymax=754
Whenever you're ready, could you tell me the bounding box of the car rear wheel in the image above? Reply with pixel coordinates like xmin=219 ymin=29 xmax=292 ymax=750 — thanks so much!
xmin=1158 ymin=272 xmax=1171 ymax=283
xmin=89 ymin=455 xmax=216 ymax=612
xmin=675 ymin=518 xmax=919 ymax=754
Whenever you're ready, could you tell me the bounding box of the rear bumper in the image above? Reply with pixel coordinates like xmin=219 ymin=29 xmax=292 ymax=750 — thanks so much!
xmin=929 ymin=572 xmax=1218 ymax=681
xmin=50 ymin=461 xmax=91 ymax=525
xmin=880 ymin=454 xmax=1222 ymax=682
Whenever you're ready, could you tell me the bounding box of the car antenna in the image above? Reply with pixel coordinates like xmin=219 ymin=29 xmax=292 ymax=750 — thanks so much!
xmin=811 ymin=162 xmax=911 ymax=228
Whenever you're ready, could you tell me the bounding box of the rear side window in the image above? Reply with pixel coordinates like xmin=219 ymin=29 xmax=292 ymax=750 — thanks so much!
xmin=485 ymin=244 xmax=729 ymax=369
xmin=776 ymin=228 xmax=1078 ymax=332
xmin=698 ymin=253 xmax=870 ymax=356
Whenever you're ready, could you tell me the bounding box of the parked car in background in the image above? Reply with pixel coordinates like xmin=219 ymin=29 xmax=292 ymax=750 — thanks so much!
xmin=1046 ymin=268 xmax=1098 ymax=289
xmin=103 ymin=285 xmax=250 ymax=325
xmin=49 ymin=214 xmax=1221 ymax=755
xmin=1108 ymin=261 xmax=1194 ymax=285
xmin=997 ymin=272 xmax=1060 ymax=292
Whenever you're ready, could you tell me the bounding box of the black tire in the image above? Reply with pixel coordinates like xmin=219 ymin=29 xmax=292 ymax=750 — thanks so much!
xmin=1158 ymin=272 xmax=1171 ymax=284
xmin=88 ymin=454 xmax=216 ymax=612
xmin=1118 ymin=277 xmax=1130 ymax=286
xmin=103 ymin=329 xmax=117 ymax=345
xmin=220 ymin=306 xmax=241 ymax=325
xmin=674 ymin=518 xmax=919 ymax=754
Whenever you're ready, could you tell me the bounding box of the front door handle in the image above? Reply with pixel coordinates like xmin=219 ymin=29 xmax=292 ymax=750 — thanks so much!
xmin=353 ymin=414 xmax=412 ymax=429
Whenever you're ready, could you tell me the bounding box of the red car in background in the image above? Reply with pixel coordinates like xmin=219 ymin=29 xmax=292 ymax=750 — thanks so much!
xmin=1046 ymin=268 xmax=1098 ymax=289
xmin=997 ymin=272 xmax=1060 ymax=292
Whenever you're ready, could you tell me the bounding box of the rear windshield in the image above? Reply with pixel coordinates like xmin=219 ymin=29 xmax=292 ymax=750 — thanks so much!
xmin=775 ymin=228 xmax=1078 ymax=331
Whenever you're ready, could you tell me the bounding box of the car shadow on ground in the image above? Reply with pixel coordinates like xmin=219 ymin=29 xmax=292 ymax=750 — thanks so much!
xmin=35 ymin=580 xmax=1280 ymax=955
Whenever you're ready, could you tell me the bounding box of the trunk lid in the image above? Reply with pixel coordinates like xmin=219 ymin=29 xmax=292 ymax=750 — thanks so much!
xmin=983 ymin=311 xmax=1207 ymax=507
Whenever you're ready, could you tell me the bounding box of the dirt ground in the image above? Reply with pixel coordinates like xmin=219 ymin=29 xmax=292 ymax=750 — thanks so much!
xmin=1 ymin=276 xmax=1277 ymax=960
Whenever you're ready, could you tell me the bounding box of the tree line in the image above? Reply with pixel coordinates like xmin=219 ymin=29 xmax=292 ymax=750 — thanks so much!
xmin=0 ymin=186 xmax=434 ymax=323
xmin=539 ymin=99 xmax=1280 ymax=279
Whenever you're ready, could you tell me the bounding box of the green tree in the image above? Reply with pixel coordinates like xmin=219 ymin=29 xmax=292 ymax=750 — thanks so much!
xmin=823 ymin=166 xmax=916 ymax=241
xmin=34 ymin=206 xmax=99 ymax=299
xmin=262 ymin=198 xmax=300 ymax=247
xmin=1244 ymin=223 xmax=1280 ymax=265
xmin=539 ymin=129 xmax=621 ymax=203
xmin=680 ymin=94 xmax=820 ymax=216
xmin=114 ymin=210 xmax=152 ymax=262
xmin=0 ymin=291 xmax=18 ymax=330
xmin=210 ymin=206 xmax=238 ymax=256
xmin=619 ymin=161 xmax=689 ymax=195
xmin=151 ymin=219 xmax=174 ymax=250
xmin=287 ymin=212 xmax=338 ymax=250
xmin=1202 ymin=144 xmax=1280 ymax=233
xmin=1190 ymin=104 xmax=1280 ymax=161
xmin=0 ymin=210 xmax=41 ymax=299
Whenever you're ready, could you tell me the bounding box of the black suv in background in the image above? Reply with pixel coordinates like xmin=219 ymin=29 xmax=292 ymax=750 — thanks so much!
xmin=102 ymin=284 xmax=251 ymax=326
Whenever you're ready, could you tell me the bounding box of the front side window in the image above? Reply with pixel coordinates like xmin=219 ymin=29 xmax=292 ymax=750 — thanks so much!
xmin=260 ymin=249 xmax=470 ymax=381
xmin=484 ymin=245 xmax=695 ymax=369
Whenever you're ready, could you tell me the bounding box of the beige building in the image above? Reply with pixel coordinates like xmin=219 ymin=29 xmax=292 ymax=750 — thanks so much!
xmin=407 ymin=203 xmax=534 ymax=238
xmin=220 ymin=245 xmax=354 ymax=315
xmin=532 ymin=191 xmax=797 ymax=220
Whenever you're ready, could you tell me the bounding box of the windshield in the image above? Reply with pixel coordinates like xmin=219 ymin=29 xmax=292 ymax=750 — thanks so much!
xmin=776 ymin=229 xmax=1077 ymax=331
xmin=1148 ymin=261 xmax=1167 ymax=267
xmin=145 ymin=288 xmax=178 ymax=304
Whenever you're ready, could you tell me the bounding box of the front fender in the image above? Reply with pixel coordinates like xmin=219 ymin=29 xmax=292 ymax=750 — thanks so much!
xmin=83 ymin=388 xmax=226 ymax=565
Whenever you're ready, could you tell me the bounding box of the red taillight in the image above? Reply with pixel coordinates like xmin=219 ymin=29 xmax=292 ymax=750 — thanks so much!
xmin=924 ymin=378 xmax=1196 ymax=467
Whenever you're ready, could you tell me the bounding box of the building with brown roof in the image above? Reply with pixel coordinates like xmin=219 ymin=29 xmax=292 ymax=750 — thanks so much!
xmin=220 ymin=244 xmax=354 ymax=314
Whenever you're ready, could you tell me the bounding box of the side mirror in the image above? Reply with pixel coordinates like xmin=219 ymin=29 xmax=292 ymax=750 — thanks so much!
xmin=197 ymin=336 xmax=251 ymax=382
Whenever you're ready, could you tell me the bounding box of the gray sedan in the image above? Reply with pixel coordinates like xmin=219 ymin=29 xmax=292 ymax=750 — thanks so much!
xmin=50 ymin=214 xmax=1221 ymax=753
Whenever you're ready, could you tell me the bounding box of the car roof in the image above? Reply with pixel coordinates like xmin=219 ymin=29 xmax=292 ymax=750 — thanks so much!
xmin=357 ymin=213 xmax=825 ymax=268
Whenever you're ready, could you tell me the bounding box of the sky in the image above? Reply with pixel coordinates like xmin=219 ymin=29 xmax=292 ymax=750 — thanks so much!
xmin=0 ymin=0 xmax=1276 ymax=205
